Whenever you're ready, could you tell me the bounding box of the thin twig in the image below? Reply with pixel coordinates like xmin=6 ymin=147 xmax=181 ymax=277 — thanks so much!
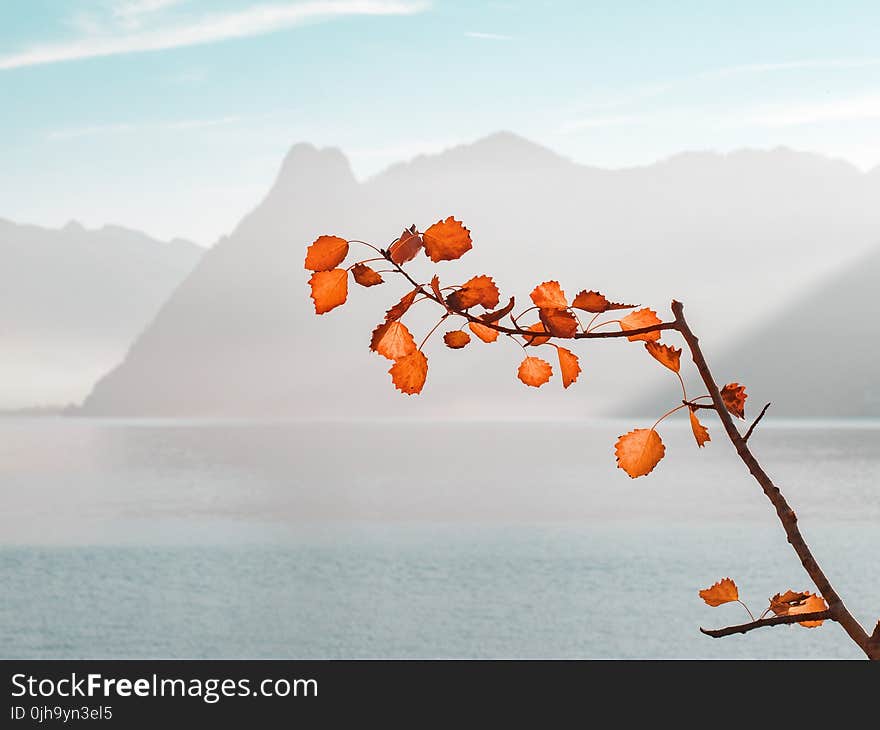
xmin=743 ymin=402 xmax=771 ymax=442
xmin=700 ymin=611 xmax=833 ymax=638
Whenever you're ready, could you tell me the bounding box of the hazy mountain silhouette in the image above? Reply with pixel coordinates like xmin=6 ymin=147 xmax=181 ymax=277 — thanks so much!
xmin=78 ymin=132 xmax=880 ymax=418
xmin=0 ymin=218 xmax=201 ymax=408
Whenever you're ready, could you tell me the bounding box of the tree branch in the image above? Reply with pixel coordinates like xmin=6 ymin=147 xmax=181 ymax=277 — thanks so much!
xmin=672 ymin=300 xmax=877 ymax=660
xmin=700 ymin=611 xmax=833 ymax=638
xmin=743 ymin=402 xmax=771 ymax=442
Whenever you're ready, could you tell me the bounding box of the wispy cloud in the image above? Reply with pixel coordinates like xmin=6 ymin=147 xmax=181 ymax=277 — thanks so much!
xmin=47 ymin=115 xmax=244 ymax=140
xmin=464 ymin=31 xmax=513 ymax=41
xmin=744 ymin=95 xmax=880 ymax=127
xmin=0 ymin=1 xmax=429 ymax=71
xmin=558 ymin=114 xmax=644 ymax=134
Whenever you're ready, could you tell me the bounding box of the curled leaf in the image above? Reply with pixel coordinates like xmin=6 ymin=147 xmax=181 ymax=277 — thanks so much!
xmin=789 ymin=593 xmax=828 ymax=628
xmin=389 ymin=350 xmax=428 ymax=395
xmin=615 ymin=428 xmax=665 ymax=478
xmin=389 ymin=229 xmax=423 ymax=264
xmin=539 ymin=307 xmax=578 ymax=338
xmin=469 ymin=321 xmax=499 ymax=343
xmin=769 ymin=590 xmax=812 ymax=617
xmin=556 ymin=346 xmax=581 ymax=389
xmin=430 ymin=274 xmax=444 ymax=302
xmin=308 ymin=268 xmax=348 ymax=314
xmin=370 ymin=321 xmax=417 ymax=361
xmin=443 ymin=330 xmax=471 ymax=349
xmin=385 ymin=289 xmax=418 ymax=322
xmin=530 ymin=281 xmax=568 ymax=309
xmin=305 ymin=235 xmax=349 ymax=272
xmin=619 ymin=308 xmax=662 ymax=342
xmin=480 ymin=297 xmax=515 ymax=323
xmin=446 ymin=275 xmax=500 ymax=310
xmin=517 ymin=356 xmax=552 ymax=387
xmin=645 ymin=341 xmax=681 ymax=373
xmin=352 ymin=263 xmax=384 ymax=287
xmin=522 ymin=322 xmax=550 ymax=347
xmin=688 ymin=408 xmax=711 ymax=447
xmin=721 ymin=383 xmax=748 ymax=419
xmin=699 ymin=578 xmax=739 ymax=607
xmin=571 ymin=290 xmax=636 ymax=313
xmin=422 ymin=217 xmax=472 ymax=262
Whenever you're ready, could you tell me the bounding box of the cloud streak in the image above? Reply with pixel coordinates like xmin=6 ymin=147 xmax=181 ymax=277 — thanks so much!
xmin=464 ymin=31 xmax=513 ymax=41
xmin=0 ymin=0 xmax=428 ymax=70
xmin=745 ymin=95 xmax=880 ymax=127
xmin=47 ymin=116 xmax=244 ymax=140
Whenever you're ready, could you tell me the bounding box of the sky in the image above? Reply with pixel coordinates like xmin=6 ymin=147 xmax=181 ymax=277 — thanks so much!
xmin=2 ymin=0 xmax=880 ymax=244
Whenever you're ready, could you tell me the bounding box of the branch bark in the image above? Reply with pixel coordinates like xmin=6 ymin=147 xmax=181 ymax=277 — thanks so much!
xmin=671 ymin=300 xmax=877 ymax=660
xmin=701 ymin=611 xmax=833 ymax=638
xmin=743 ymin=402 xmax=772 ymax=442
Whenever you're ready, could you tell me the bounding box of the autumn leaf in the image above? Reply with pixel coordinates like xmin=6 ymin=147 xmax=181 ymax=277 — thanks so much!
xmin=539 ymin=307 xmax=578 ymax=338
xmin=721 ymin=383 xmax=748 ymax=419
xmin=556 ymin=346 xmax=581 ymax=389
xmin=645 ymin=341 xmax=681 ymax=373
xmin=352 ymin=263 xmax=384 ymax=287
xmin=389 ymin=229 xmax=423 ymax=265
xmin=480 ymin=297 xmax=515 ymax=323
xmin=530 ymin=281 xmax=568 ymax=309
xmin=522 ymin=322 xmax=550 ymax=347
xmin=422 ymin=217 xmax=472 ymax=262
xmin=615 ymin=428 xmax=665 ymax=478
xmin=430 ymin=275 xmax=444 ymax=303
xmin=389 ymin=350 xmax=428 ymax=395
xmin=571 ymin=290 xmax=636 ymax=313
xmin=305 ymin=235 xmax=348 ymax=272
xmin=517 ymin=356 xmax=552 ymax=387
xmin=469 ymin=321 xmax=499 ymax=343
xmin=446 ymin=275 xmax=500 ymax=310
xmin=698 ymin=578 xmax=739 ymax=607
xmin=443 ymin=330 xmax=471 ymax=349
xmin=619 ymin=308 xmax=662 ymax=342
xmin=385 ymin=289 xmax=418 ymax=322
xmin=768 ymin=590 xmax=811 ymax=617
xmin=688 ymin=408 xmax=711 ymax=447
xmin=789 ymin=593 xmax=828 ymax=628
xmin=308 ymin=269 xmax=348 ymax=314
xmin=370 ymin=321 xmax=416 ymax=361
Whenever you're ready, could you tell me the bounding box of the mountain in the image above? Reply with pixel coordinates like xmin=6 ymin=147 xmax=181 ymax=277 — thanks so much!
xmin=0 ymin=219 xmax=202 ymax=408
xmin=77 ymin=132 xmax=880 ymax=418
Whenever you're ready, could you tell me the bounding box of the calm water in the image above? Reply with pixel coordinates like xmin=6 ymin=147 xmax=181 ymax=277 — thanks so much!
xmin=0 ymin=418 xmax=878 ymax=659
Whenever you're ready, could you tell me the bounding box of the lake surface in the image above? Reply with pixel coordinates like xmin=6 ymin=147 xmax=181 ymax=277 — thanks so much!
xmin=0 ymin=418 xmax=877 ymax=659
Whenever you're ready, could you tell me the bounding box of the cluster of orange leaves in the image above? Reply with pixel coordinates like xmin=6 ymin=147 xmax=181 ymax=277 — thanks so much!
xmin=699 ymin=578 xmax=828 ymax=628
xmin=305 ymin=217 xmax=750 ymax=480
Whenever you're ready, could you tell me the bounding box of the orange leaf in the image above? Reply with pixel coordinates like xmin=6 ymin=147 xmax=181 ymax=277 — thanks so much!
xmin=351 ymin=263 xmax=384 ymax=287
xmin=308 ymin=268 xmax=348 ymax=314
xmin=446 ymin=275 xmax=500 ymax=310
xmin=480 ymin=296 xmax=515 ymax=323
xmin=556 ymin=346 xmax=581 ymax=389
xmin=422 ymin=217 xmax=472 ymax=262
xmin=522 ymin=322 xmax=550 ymax=347
xmin=768 ymin=590 xmax=811 ymax=617
xmin=539 ymin=308 xmax=578 ymax=338
xmin=469 ymin=321 xmax=499 ymax=343
xmin=688 ymin=408 xmax=711 ymax=447
xmin=619 ymin=308 xmax=662 ymax=342
xmin=530 ymin=281 xmax=568 ymax=309
xmin=305 ymin=235 xmax=348 ymax=272
xmin=389 ymin=228 xmax=423 ymax=265
xmin=389 ymin=350 xmax=428 ymax=395
xmin=789 ymin=593 xmax=828 ymax=628
xmin=571 ymin=290 xmax=636 ymax=313
xmin=721 ymin=383 xmax=747 ymax=419
xmin=430 ymin=274 xmax=444 ymax=302
xmin=385 ymin=289 xmax=418 ymax=322
xmin=370 ymin=321 xmax=416 ymax=361
xmin=615 ymin=428 xmax=665 ymax=478
xmin=443 ymin=330 xmax=471 ymax=349
xmin=517 ymin=356 xmax=552 ymax=387
xmin=698 ymin=578 xmax=739 ymax=607
xmin=644 ymin=341 xmax=681 ymax=373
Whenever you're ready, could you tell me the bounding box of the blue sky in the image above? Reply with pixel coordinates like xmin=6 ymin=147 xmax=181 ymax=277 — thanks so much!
xmin=2 ymin=0 xmax=879 ymax=243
